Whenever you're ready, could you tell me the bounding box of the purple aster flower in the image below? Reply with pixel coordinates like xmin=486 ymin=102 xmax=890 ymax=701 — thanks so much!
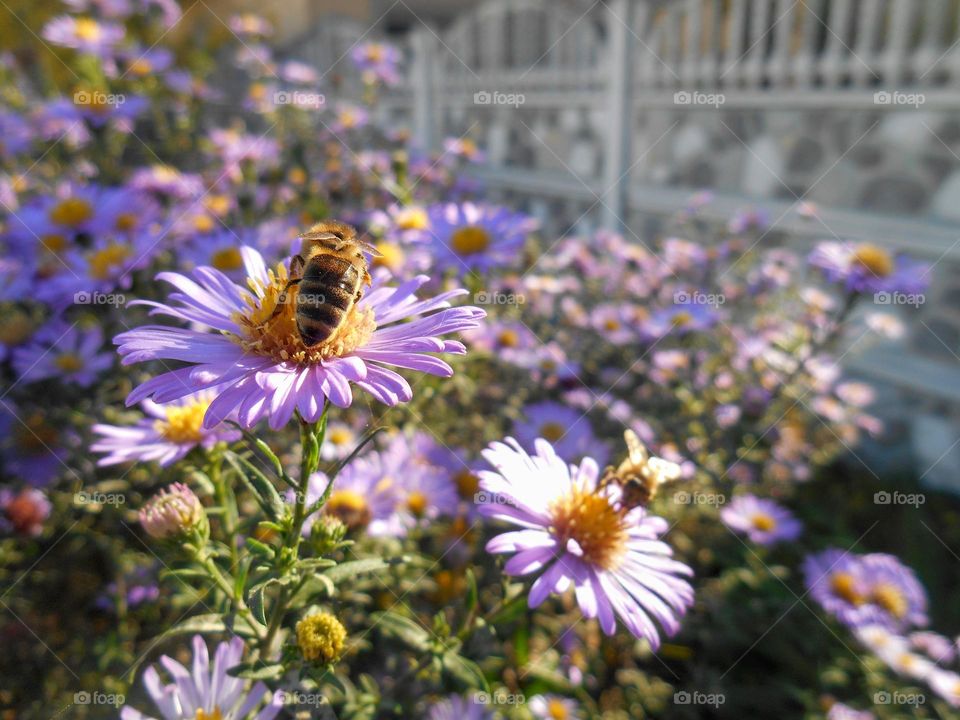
xmin=0 ymin=488 xmax=51 ymax=537
xmin=0 ymin=303 xmax=37 ymax=360
xmin=513 ymin=401 xmax=608 ymax=467
xmin=808 ymin=241 xmax=929 ymax=295
xmin=367 ymin=204 xmax=432 ymax=245
xmin=826 ymin=703 xmax=874 ymax=720
xmin=804 ymin=550 xmax=927 ymax=631
xmin=418 ymin=202 xmax=538 ymax=276
xmin=929 ymin=669 xmax=960 ymax=707
xmin=92 ymin=393 xmax=240 ymax=467
xmin=120 ymin=635 xmax=281 ymax=720
xmin=427 ymin=695 xmax=492 ymax=720
xmin=228 ymin=13 xmax=273 ymax=38
xmin=42 ymin=15 xmax=126 ymax=55
xmin=909 ymin=631 xmax=956 ymax=664
xmin=478 ymin=437 xmax=694 ymax=647
xmin=129 ymin=164 xmax=205 ymax=201
xmin=327 ymin=104 xmax=369 ymax=134
xmin=720 ymin=494 xmax=802 ymax=546
xmin=588 ymin=303 xmax=640 ymax=345
xmin=530 ymin=694 xmax=581 ymax=719
xmin=13 ymin=321 xmax=113 ymax=387
xmin=116 ymin=243 xmax=484 ymax=430
xmin=0 ymin=110 xmax=33 ymax=157
xmin=296 ymin=468 xmax=402 ymax=538
xmin=462 ymin=320 xmax=539 ymax=365
xmin=443 ymin=138 xmax=486 ymax=163
xmin=644 ymin=304 xmax=718 ymax=338
xmin=350 ymin=42 xmax=401 ymax=85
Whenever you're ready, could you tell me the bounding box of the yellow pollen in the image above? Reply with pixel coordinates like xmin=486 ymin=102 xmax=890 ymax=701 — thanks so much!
xmin=852 ymin=244 xmax=894 ymax=277
xmin=74 ymin=18 xmax=102 ymax=41
xmin=115 ymin=213 xmax=138 ymax=232
xmin=395 ymin=207 xmax=429 ymax=231
xmin=372 ymin=242 xmax=405 ymax=272
xmin=830 ymin=572 xmax=865 ymax=606
xmin=155 ymin=402 xmax=208 ymax=444
xmin=547 ymin=699 xmax=570 ymax=720
xmin=49 ymin=198 xmax=93 ymax=227
xmin=195 ymin=709 xmax=222 ymax=720
xmin=406 ymin=491 xmax=428 ymax=516
xmin=41 ymin=234 xmax=68 ymax=255
xmin=454 ymin=469 xmax=480 ymax=498
xmin=193 ymin=214 xmax=216 ymax=233
xmin=603 ymin=318 xmax=621 ymax=331
xmin=54 ymin=353 xmax=84 ymax=373
xmin=325 ymin=490 xmax=371 ymax=530
xmin=233 ymin=262 xmax=376 ymax=366
xmin=751 ymin=513 xmax=777 ymax=532
xmin=870 ymin=583 xmax=908 ymax=619
xmin=540 ymin=422 xmax=566 ymax=443
xmin=0 ymin=310 xmax=33 ymax=346
xmin=549 ymin=483 xmax=629 ymax=570
xmin=89 ymin=243 xmax=132 ymax=280
xmin=128 ymin=58 xmax=152 ymax=76
xmin=296 ymin=612 xmax=347 ymax=664
xmin=450 ymin=226 xmax=491 ymax=256
xmin=211 ymin=247 xmax=244 ymax=272
xmin=672 ymin=312 xmax=693 ymax=327
xmin=329 ymin=427 xmax=353 ymax=446
xmin=204 ymin=194 xmax=231 ymax=215
xmin=497 ymin=329 xmax=520 ymax=348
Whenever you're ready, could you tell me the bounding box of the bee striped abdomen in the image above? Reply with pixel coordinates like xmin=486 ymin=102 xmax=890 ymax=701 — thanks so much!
xmin=296 ymin=255 xmax=361 ymax=347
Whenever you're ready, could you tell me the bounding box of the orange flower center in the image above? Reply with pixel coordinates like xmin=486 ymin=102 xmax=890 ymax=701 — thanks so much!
xmin=870 ymin=583 xmax=908 ymax=619
xmin=852 ymin=244 xmax=894 ymax=277
xmin=49 ymin=198 xmax=92 ymax=227
xmin=155 ymin=401 xmax=209 ymax=444
xmin=211 ymin=247 xmax=244 ymax=272
xmin=371 ymin=242 xmax=405 ymax=272
xmin=454 ymin=469 xmax=480 ymax=498
xmin=539 ymin=422 xmax=566 ymax=443
xmin=549 ymin=483 xmax=629 ymax=570
xmin=830 ymin=572 xmax=865 ymax=606
xmin=450 ymin=226 xmax=491 ymax=256
xmin=89 ymin=243 xmax=132 ymax=280
xmin=751 ymin=513 xmax=776 ymax=532
xmin=325 ymin=490 xmax=371 ymax=530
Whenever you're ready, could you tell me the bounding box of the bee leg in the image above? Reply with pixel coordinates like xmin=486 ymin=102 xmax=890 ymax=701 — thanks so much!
xmin=271 ymin=278 xmax=302 ymax=320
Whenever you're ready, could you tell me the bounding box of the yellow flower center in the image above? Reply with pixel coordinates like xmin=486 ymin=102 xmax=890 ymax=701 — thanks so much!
xmin=74 ymin=18 xmax=102 ymax=41
xmin=128 ymin=58 xmax=152 ymax=76
xmin=0 ymin=309 xmax=33 ymax=346
xmin=325 ymin=490 xmax=371 ymax=530
xmin=155 ymin=402 xmax=209 ymax=444
xmin=395 ymin=207 xmax=429 ymax=231
xmin=406 ymin=491 xmax=429 ymax=517
xmin=49 ymin=198 xmax=93 ymax=227
xmin=40 ymin=234 xmax=68 ymax=255
xmin=115 ymin=213 xmax=138 ymax=232
xmin=870 ymin=583 xmax=908 ymax=619
xmin=211 ymin=247 xmax=244 ymax=272
xmin=852 ymin=244 xmax=894 ymax=277
xmin=54 ymin=353 xmax=85 ymax=373
xmin=460 ymin=139 xmax=478 ymax=156
xmin=450 ymin=226 xmax=491 ymax=256
xmin=830 ymin=572 xmax=865 ymax=606
xmin=454 ymin=469 xmax=480 ymax=498
xmin=195 ymin=708 xmax=222 ymax=720
xmin=296 ymin=612 xmax=347 ymax=664
xmin=233 ymin=262 xmax=376 ymax=366
xmin=365 ymin=44 xmax=385 ymax=62
xmin=751 ymin=513 xmax=777 ymax=532
xmin=603 ymin=318 xmax=621 ymax=331
xmin=193 ymin=214 xmax=216 ymax=233
xmin=547 ymin=699 xmax=570 ymax=720
xmin=371 ymin=242 xmax=405 ymax=272
xmin=497 ymin=329 xmax=520 ymax=348
xmin=549 ymin=483 xmax=629 ymax=571
xmin=328 ymin=427 xmax=353 ymax=446
xmin=672 ymin=312 xmax=693 ymax=327
xmin=287 ymin=167 xmax=307 ymax=185
xmin=89 ymin=243 xmax=132 ymax=280
xmin=204 ymin=194 xmax=231 ymax=215
xmin=540 ymin=422 xmax=566 ymax=443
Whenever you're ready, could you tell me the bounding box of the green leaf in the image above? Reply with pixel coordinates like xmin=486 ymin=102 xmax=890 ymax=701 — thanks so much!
xmin=248 ymin=585 xmax=267 ymax=626
xmin=224 ymin=451 xmax=286 ymax=520
xmin=245 ymin=537 xmax=276 ymax=559
xmin=441 ymin=651 xmax=489 ymax=692
xmin=227 ymin=662 xmax=286 ymax=680
xmin=323 ymin=557 xmax=396 ymax=584
xmin=288 ymin=574 xmax=336 ymax=605
xmin=465 ymin=569 xmax=478 ymax=614
xmin=371 ymin=611 xmax=432 ymax=653
xmin=226 ymin=421 xmax=297 ymax=490
xmin=297 ymin=558 xmax=338 ymax=571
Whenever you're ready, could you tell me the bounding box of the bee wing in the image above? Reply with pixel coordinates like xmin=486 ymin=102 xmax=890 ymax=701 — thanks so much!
xmin=623 ymin=429 xmax=649 ymax=465
xmin=298 ymin=230 xmax=341 ymax=248
xmin=357 ymin=239 xmax=383 ymax=257
xmin=647 ymin=457 xmax=682 ymax=484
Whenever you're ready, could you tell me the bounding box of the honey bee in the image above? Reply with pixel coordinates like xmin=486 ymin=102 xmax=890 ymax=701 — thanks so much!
xmin=600 ymin=430 xmax=682 ymax=509
xmin=277 ymin=220 xmax=381 ymax=347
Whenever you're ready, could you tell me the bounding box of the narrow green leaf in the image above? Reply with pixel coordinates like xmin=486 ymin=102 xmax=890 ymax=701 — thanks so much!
xmin=227 ymin=662 xmax=285 ymax=680
xmin=247 ymin=585 xmax=267 ymax=626
xmin=323 ymin=557 xmax=398 ymax=584
xmin=442 ymin=651 xmax=489 ymax=692
xmin=224 ymin=451 xmax=286 ymax=520
xmin=371 ymin=611 xmax=432 ymax=653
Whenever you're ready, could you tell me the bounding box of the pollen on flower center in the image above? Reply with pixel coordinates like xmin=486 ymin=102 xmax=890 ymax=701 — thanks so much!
xmin=454 ymin=469 xmax=480 ymax=498
xmin=450 ymin=226 xmax=491 ymax=256
xmin=233 ymin=262 xmax=376 ymax=365
xmin=371 ymin=241 xmax=404 ymax=271
xmin=672 ymin=312 xmax=693 ymax=327
xmin=115 ymin=213 xmax=138 ymax=232
xmin=155 ymin=402 xmax=209 ymax=444
xmin=547 ymin=699 xmax=570 ymax=720
xmin=195 ymin=708 xmax=222 ymax=720
xmin=870 ymin=582 xmax=908 ymax=618
xmin=830 ymin=572 xmax=865 ymax=606
xmin=49 ymin=198 xmax=93 ymax=227
xmin=549 ymin=483 xmax=629 ymax=570
xmin=74 ymin=18 xmax=102 ymax=41
xmin=211 ymin=247 xmax=244 ymax=272
xmin=325 ymin=490 xmax=371 ymax=530
xmin=751 ymin=513 xmax=776 ymax=532
xmin=852 ymin=244 xmax=894 ymax=277
xmin=395 ymin=207 xmax=429 ymax=230
xmin=89 ymin=243 xmax=132 ymax=280
xmin=406 ymin=490 xmax=428 ymax=516
xmin=54 ymin=353 xmax=85 ymax=373
xmin=539 ymin=422 xmax=566 ymax=443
